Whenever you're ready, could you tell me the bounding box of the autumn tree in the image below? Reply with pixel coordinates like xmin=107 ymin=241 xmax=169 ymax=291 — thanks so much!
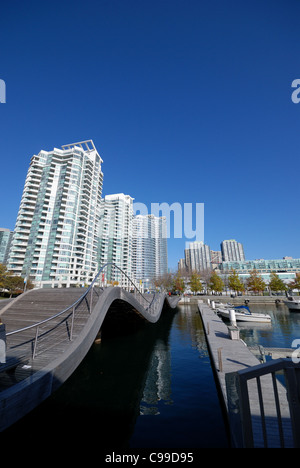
xmin=0 ymin=263 xmax=34 ymax=296
xmin=247 ymin=269 xmax=266 ymax=295
xmin=228 ymin=269 xmax=244 ymax=295
xmin=0 ymin=263 xmax=8 ymax=289
xmin=172 ymin=273 xmax=185 ymax=293
xmin=25 ymin=278 xmax=34 ymax=291
xmin=5 ymin=275 xmax=24 ymax=297
xmin=189 ymin=272 xmax=202 ymax=294
xmin=288 ymin=273 xmax=300 ymax=293
xmin=207 ymin=271 xmax=224 ymax=293
xmin=268 ymin=271 xmax=287 ymax=293
xmin=153 ymin=273 xmax=173 ymax=291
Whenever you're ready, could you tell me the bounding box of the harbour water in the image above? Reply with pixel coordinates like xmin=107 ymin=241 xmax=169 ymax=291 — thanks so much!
xmin=3 ymin=300 xmax=298 ymax=449
xmin=2 ymin=303 xmax=229 ymax=448
xmin=238 ymin=302 xmax=300 ymax=350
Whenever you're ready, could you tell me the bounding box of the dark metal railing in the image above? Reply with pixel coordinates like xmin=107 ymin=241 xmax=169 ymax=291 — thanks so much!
xmin=226 ymin=358 xmax=300 ymax=448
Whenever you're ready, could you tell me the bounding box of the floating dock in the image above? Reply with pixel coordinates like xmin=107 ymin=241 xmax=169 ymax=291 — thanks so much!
xmin=198 ymin=301 xmax=295 ymax=448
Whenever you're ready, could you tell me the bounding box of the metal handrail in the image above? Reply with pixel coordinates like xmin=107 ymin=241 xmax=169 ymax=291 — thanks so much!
xmin=100 ymin=262 xmax=154 ymax=306
xmin=226 ymin=358 xmax=300 ymax=448
xmin=103 ymin=263 xmax=162 ymax=314
xmin=6 ymin=263 xmax=156 ymax=339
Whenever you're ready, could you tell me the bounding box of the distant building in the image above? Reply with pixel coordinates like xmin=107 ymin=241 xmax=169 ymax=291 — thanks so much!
xmin=221 ymin=239 xmax=245 ymax=262
xmin=220 ymin=258 xmax=300 ymax=284
xmin=132 ymin=214 xmax=168 ymax=287
xmin=7 ymin=140 xmax=103 ymax=287
xmin=178 ymin=258 xmax=187 ymax=272
xmin=97 ymin=193 xmax=134 ymax=286
xmin=184 ymin=241 xmax=211 ymax=272
xmin=0 ymin=228 xmax=13 ymax=265
xmin=210 ymin=250 xmax=222 ymax=266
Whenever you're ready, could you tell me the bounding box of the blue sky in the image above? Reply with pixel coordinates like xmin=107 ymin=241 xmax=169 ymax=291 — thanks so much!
xmin=0 ymin=0 xmax=300 ymax=270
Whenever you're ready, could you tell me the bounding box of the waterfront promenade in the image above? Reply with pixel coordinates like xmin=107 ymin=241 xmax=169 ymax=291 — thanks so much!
xmin=180 ymin=294 xmax=286 ymax=305
xmin=198 ymin=301 xmax=297 ymax=448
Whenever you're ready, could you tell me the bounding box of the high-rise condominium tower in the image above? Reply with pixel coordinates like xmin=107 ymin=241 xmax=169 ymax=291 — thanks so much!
xmin=184 ymin=241 xmax=211 ymax=272
xmin=97 ymin=193 xmax=134 ymax=286
xmin=221 ymin=239 xmax=245 ymax=262
xmin=7 ymin=140 xmax=103 ymax=287
xmin=132 ymin=214 xmax=168 ymax=287
xmin=0 ymin=228 xmax=13 ymax=265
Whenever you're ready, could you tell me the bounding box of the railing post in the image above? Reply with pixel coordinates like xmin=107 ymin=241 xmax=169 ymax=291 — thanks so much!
xmin=89 ymin=284 xmax=93 ymax=314
xmin=217 ymin=347 xmax=223 ymax=372
xmin=0 ymin=323 xmax=6 ymax=364
xmin=285 ymin=366 xmax=300 ymax=448
xmin=70 ymin=306 xmax=75 ymax=341
xmin=33 ymin=326 xmax=39 ymax=359
xmin=225 ymin=371 xmax=247 ymax=448
xmin=226 ymin=370 xmax=254 ymax=447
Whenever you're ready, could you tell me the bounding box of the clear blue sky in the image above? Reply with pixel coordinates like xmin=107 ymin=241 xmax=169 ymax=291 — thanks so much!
xmin=0 ymin=0 xmax=300 ymax=270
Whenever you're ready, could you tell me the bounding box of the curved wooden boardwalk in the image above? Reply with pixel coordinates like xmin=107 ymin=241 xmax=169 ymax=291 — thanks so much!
xmin=0 ymin=286 xmax=179 ymax=431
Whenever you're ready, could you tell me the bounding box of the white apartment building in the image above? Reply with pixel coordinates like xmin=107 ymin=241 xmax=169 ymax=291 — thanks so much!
xmin=0 ymin=228 xmax=13 ymax=265
xmin=185 ymin=241 xmax=211 ymax=272
xmin=7 ymin=140 xmax=103 ymax=287
xmin=132 ymin=214 xmax=168 ymax=288
xmin=221 ymin=239 xmax=245 ymax=262
xmin=97 ymin=193 xmax=134 ymax=287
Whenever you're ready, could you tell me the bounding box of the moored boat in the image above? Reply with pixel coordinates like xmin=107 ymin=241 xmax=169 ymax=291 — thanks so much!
xmin=217 ymin=305 xmax=272 ymax=323
xmin=283 ymin=296 xmax=300 ymax=311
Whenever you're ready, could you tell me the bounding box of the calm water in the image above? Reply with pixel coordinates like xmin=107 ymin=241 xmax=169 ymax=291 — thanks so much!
xmin=2 ymin=304 xmax=229 ymax=448
xmin=3 ymin=301 xmax=300 ymax=449
xmin=238 ymin=302 xmax=300 ymax=349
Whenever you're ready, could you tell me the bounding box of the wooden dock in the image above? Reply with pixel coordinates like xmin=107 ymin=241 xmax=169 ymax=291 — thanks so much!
xmin=198 ymin=301 xmax=295 ymax=448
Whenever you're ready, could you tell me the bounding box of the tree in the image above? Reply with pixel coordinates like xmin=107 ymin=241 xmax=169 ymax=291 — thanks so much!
xmin=268 ymin=271 xmax=287 ymax=293
xmin=228 ymin=269 xmax=244 ymax=295
xmin=189 ymin=272 xmax=203 ymax=294
xmin=0 ymin=263 xmax=8 ymax=289
xmin=153 ymin=273 xmax=173 ymax=291
xmin=25 ymin=278 xmax=34 ymax=291
xmin=0 ymin=264 xmax=34 ymax=296
xmin=207 ymin=271 xmax=224 ymax=293
xmin=247 ymin=269 xmax=266 ymax=295
xmin=5 ymin=275 xmax=25 ymax=297
xmin=172 ymin=273 xmax=185 ymax=293
xmin=288 ymin=273 xmax=300 ymax=293
xmin=199 ymin=268 xmax=213 ymax=287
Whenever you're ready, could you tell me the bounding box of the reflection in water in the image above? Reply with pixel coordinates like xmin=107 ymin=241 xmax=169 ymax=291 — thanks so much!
xmin=2 ymin=303 xmax=229 ymax=448
xmin=131 ymin=305 xmax=228 ymax=448
xmin=141 ymin=341 xmax=173 ymax=415
xmin=140 ymin=304 xmax=211 ymax=417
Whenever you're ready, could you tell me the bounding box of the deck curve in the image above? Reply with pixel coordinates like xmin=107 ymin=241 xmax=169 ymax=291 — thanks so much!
xmin=0 ymin=285 xmax=179 ymax=431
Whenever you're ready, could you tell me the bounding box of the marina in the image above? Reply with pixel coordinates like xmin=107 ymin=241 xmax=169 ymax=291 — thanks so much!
xmin=1 ymin=302 xmax=229 ymax=448
xmin=198 ymin=299 xmax=300 ymax=448
xmin=2 ymin=292 xmax=300 ymax=449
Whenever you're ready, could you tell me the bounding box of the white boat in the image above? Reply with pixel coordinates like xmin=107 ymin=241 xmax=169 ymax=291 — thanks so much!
xmin=212 ymin=301 xmax=234 ymax=309
xmin=217 ymin=305 xmax=272 ymax=323
xmin=283 ymin=296 xmax=300 ymax=311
